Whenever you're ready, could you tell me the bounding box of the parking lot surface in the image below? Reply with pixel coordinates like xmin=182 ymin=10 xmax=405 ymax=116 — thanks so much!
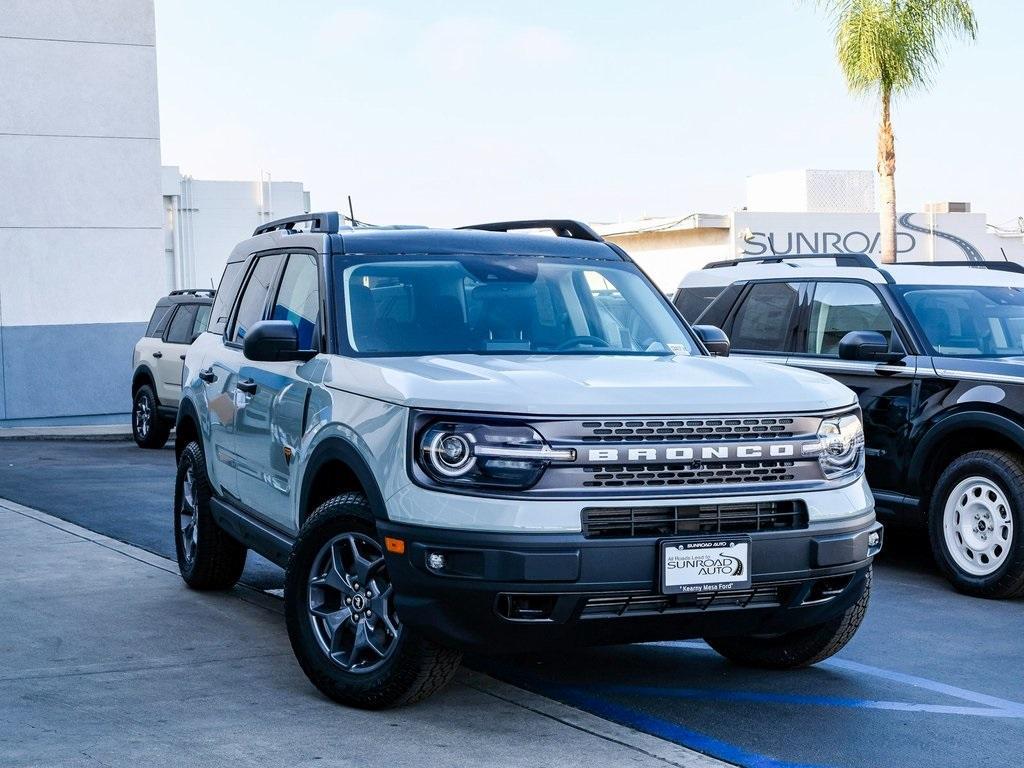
xmin=2 ymin=438 xmax=1022 ymax=767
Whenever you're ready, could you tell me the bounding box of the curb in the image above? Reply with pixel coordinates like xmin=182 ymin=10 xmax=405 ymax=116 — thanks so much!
xmin=0 ymin=425 xmax=134 ymax=441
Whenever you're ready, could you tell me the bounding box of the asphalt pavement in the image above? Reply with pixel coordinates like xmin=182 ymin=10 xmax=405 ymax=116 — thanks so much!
xmin=1 ymin=438 xmax=1022 ymax=768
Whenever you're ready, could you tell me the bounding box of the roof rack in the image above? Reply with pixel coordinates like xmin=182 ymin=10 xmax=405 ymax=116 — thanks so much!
xmin=896 ymin=260 xmax=1024 ymax=275
xmin=253 ymin=212 xmax=340 ymax=237
xmin=169 ymin=288 xmax=215 ymax=298
xmin=458 ymin=219 xmax=604 ymax=242
xmin=704 ymin=253 xmax=878 ymax=269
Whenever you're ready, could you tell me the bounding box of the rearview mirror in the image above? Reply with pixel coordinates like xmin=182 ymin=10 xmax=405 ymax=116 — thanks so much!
xmin=693 ymin=325 xmax=730 ymax=357
xmin=242 ymin=320 xmax=316 ymax=362
xmin=838 ymin=330 xmax=904 ymax=363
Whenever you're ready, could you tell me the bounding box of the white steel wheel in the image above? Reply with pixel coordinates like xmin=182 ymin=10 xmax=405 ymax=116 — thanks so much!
xmin=942 ymin=476 xmax=1014 ymax=577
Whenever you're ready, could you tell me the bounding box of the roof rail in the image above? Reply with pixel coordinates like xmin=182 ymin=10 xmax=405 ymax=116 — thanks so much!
xmin=458 ymin=219 xmax=604 ymax=242
xmin=896 ymin=260 xmax=1024 ymax=275
xmin=169 ymin=288 xmax=215 ymax=298
xmin=253 ymin=212 xmax=340 ymax=237
xmin=704 ymin=253 xmax=877 ymax=269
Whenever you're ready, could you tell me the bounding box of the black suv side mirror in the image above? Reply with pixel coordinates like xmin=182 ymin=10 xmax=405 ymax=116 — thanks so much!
xmin=693 ymin=325 xmax=730 ymax=357
xmin=838 ymin=330 xmax=904 ymax=363
xmin=242 ymin=320 xmax=316 ymax=362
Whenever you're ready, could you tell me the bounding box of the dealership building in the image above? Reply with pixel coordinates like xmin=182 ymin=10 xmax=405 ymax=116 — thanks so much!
xmin=597 ymin=169 xmax=1024 ymax=293
xmin=0 ymin=0 xmax=310 ymax=429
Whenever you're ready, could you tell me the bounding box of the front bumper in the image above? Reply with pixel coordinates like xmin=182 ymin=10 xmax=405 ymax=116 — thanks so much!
xmin=379 ymin=511 xmax=882 ymax=653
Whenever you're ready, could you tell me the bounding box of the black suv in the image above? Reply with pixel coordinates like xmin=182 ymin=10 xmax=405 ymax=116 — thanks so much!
xmin=676 ymin=254 xmax=1024 ymax=599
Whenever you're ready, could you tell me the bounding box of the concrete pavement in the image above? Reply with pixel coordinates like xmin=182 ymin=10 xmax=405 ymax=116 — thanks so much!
xmin=0 ymin=497 xmax=727 ymax=768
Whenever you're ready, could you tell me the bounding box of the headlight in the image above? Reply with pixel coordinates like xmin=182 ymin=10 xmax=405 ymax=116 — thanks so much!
xmin=802 ymin=411 xmax=864 ymax=479
xmin=418 ymin=420 xmax=575 ymax=490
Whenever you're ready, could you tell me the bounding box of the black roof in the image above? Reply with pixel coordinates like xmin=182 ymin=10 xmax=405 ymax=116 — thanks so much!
xmin=156 ymin=290 xmax=214 ymax=307
xmin=330 ymin=227 xmax=620 ymax=260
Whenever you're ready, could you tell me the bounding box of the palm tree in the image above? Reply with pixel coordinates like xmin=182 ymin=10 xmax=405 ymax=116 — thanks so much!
xmin=820 ymin=0 xmax=977 ymax=263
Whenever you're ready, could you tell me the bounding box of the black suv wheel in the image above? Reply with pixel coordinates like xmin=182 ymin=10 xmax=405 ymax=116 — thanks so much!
xmin=174 ymin=440 xmax=248 ymax=589
xmin=284 ymin=493 xmax=462 ymax=709
xmin=705 ymin=569 xmax=871 ymax=668
xmin=132 ymin=384 xmax=171 ymax=449
xmin=929 ymin=450 xmax=1024 ymax=599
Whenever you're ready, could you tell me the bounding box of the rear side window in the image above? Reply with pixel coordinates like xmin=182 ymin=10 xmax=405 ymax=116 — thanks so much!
xmin=166 ymin=304 xmax=199 ymax=345
xmin=230 ymin=253 xmax=286 ymax=343
xmin=730 ymin=282 xmax=800 ymax=352
xmin=674 ymin=286 xmax=726 ymax=323
xmin=209 ymin=262 xmax=246 ymax=336
xmin=145 ymin=305 xmax=172 ymax=338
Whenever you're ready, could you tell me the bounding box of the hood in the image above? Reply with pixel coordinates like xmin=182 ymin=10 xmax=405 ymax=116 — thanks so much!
xmin=325 ymin=354 xmax=856 ymax=416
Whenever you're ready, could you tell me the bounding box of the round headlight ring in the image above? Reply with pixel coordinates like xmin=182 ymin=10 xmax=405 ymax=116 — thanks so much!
xmin=427 ymin=431 xmax=476 ymax=477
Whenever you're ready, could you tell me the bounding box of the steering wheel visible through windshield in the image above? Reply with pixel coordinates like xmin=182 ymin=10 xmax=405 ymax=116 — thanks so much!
xmin=335 ymin=254 xmax=696 ymax=357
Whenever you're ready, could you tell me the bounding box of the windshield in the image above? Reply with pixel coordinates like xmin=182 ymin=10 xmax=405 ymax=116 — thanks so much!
xmin=897 ymin=284 xmax=1024 ymax=358
xmin=334 ymin=254 xmax=697 ymax=357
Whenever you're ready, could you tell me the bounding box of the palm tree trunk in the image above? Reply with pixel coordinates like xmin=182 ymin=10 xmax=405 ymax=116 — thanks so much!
xmin=877 ymin=86 xmax=897 ymax=264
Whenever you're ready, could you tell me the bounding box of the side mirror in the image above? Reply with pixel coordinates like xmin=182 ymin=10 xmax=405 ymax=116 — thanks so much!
xmin=242 ymin=320 xmax=316 ymax=362
xmin=838 ymin=330 xmax=904 ymax=363
xmin=693 ymin=324 xmax=730 ymax=357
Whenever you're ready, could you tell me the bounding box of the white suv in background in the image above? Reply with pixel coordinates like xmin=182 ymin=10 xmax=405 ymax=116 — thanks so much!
xmin=131 ymin=289 xmax=214 ymax=448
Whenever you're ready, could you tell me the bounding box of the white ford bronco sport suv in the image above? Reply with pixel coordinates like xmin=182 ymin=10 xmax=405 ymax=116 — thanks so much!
xmin=173 ymin=213 xmax=882 ymax=708
xmin=132 ymin=289 xmax=214 ymax=448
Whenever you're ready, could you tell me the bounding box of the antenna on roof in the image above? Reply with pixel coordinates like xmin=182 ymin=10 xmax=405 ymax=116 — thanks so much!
xmin=1001 ymin=247 xmax=1010 ymax=263
xmin=348 ymin=195 xmax=356 ymax=225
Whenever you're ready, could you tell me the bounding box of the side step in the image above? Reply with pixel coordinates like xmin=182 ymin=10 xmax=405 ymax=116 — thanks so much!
xmin=209 ymin=497 xmax=293 ymax=568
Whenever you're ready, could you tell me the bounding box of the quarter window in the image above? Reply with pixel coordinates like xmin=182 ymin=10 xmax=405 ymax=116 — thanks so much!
xmin=192 ymin=304 xmax=212 ymax=337
xmin=230 ymin=253 xmax=286 ymax=344
xmin=805 ymin=282 xmax=895 ymax=357
xmin=209 ymin=262 xmax=245 ymax=336
xmin=271 ymin=253 xmax=320 ymax=350
xmin=730 ymin=282 xmax=800 ymax=352
xmin=166 ymin=304 xmax=199 ymax=345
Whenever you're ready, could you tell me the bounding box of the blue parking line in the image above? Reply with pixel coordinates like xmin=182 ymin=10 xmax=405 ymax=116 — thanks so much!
xmin=587 ymin=684 xmax=1024 ymax=718
xmin=659 ymin=640 xmax=1024 ymax=715
xmin=539 ymin=683 xmax=834 ymax=768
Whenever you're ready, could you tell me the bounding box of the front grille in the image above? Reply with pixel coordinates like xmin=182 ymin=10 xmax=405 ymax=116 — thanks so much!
xmin=582 ymin=500 xmax=807 ymax=538
xmin=581 ymin=460 xmax=797 ymax=488
xmin=577 ymin=417 xmax=796 ymax=443
xmin=580 ymin=585 xmax=783 ymax=618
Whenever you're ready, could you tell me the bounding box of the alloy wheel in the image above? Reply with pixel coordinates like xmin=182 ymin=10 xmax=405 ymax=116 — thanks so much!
xmin=943 ymin=476 xmax=1014 ymax=576
xmin=307 ymin=533 xmax=401 ymax=673
xmin=177 ymin=465 xmax=199 ymax=563
xmin=135 ymin=394 xmax=151 ymax=439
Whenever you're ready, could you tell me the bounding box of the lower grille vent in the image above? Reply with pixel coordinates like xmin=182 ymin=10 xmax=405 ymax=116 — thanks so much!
xmin=581 ymin=586 xmax=782 ymax=618
xmin=582 ymin=501 xmax=807 ymax=539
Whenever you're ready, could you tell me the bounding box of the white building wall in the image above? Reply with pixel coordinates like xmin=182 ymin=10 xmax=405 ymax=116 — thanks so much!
xmin=163 ymin=169 xmax=311 ymax=291
xmin=0 ymin=0 xmax=165 ymax=426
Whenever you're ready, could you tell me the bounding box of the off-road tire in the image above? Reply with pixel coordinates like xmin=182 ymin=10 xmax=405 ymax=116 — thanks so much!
xmin=284 ymin=493 xmax=462 ymax=709
xmin=928 ymin=450 xmax=1024 ymax=599
xmin=705 ymin=569 xmax=871 ymax=669
xmin=132 ymin=384 xmax=170 ymax=449
xmin=174 ymin=440 xmax=247 ymax=589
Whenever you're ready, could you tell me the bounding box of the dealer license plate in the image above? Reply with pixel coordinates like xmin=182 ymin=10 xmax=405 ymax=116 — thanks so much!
xmin=660 ymin=537 xmax=752 ymax=594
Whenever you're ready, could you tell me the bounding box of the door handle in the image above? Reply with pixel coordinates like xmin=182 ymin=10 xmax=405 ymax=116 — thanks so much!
xmin=198 ymin=367 xmax=217 ymax=383
xmin=152 ymin=351 xmax=163 ymax=359
xmin=179 ymin=354 xmax=187 ymax=361
xmin=236 ymin=379 xmax=258 ymax=395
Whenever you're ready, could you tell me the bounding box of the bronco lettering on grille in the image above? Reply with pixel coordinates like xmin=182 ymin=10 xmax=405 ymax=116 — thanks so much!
xmin=585 ymin=443 xmax=800 ymax=464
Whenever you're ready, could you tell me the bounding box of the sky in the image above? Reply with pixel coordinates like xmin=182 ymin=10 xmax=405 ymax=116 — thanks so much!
xmin=154 ymin=0 xmax=1023 ymax=229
